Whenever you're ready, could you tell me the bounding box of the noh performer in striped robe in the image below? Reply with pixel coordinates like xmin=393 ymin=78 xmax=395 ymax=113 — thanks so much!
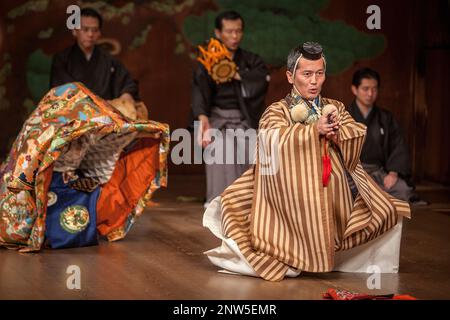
xmin=203 ymin=42 xmax=411 ymax=281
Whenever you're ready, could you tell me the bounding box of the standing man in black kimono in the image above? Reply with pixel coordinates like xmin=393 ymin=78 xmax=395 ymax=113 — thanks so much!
xmin=50 ymin=8 xmax=139 ymax=104
xmin=348 ymin=67 xmax=415 ymax=202
xmin=191 ymin=10 xmax=269 ymax=207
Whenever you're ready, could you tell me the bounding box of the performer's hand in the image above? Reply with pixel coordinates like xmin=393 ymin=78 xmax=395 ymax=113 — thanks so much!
xmin=317 ymin=111 xmax=339 ymax=136
xmin=232 ymin=72 xmax=241 ymax=81
xmin=327 ymin=110 xmax=339 ymax=128
xmin=198 ymin=115 xmax=212 ymax=148
xmin=325 ymin=110 xmax=340 ymax=143
xmin=384 ymin=171 xmax=398 ymax=190
xmin=119 ymin=92 xmax=135 ymax=105
xmin=326 ymin=131 xmax=339 ymax=144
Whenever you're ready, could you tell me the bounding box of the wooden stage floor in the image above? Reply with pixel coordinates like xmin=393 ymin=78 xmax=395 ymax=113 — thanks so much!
xmin=1 ymin=175 xmax=449 ymax=300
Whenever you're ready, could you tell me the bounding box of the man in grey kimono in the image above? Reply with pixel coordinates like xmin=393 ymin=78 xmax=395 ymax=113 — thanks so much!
xmin=191 ymin=10 xmax=269 ymax=206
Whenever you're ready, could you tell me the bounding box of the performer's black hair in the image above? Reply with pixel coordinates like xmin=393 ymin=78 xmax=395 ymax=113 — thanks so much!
xmin=215 ymin=10 xmax=245 ymax=30
xmin=81 ymin=7 xmax=103 ymax=29
xmin=287 ymin=46 xmax=303 ymax=73
xmin=287 ymin=44 xmax=326 ymax=73
xmin=352 ymin=68 xmax=381 ymax=88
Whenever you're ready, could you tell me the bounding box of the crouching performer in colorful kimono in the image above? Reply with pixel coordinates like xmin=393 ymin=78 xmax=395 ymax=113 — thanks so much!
xmin=0 ymin=82 xmax=169 ymax=252
xmin=203 ymin=42 xmax=411 ymax=281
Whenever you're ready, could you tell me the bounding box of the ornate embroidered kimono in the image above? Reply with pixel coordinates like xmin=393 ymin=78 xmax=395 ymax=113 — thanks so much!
xmin=0 ymin=82 xmax=169 ymax=252
xmin=204 ymin=91 xmax=411 ymax=281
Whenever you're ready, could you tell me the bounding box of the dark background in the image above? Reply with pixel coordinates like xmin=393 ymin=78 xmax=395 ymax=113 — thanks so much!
xmin=0 ymin=0 xmax=448 ymax=184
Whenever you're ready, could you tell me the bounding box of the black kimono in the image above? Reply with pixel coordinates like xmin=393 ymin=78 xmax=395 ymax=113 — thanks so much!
xmin=348 ymin=101 xmax=413 ymax=201
xmin=191 ymin=47 xmax=269 ymax=129
xmin=50 ymin=44 xmax=139 ymax=101
xmin=191 ymin=47 xmax=269 ymax=203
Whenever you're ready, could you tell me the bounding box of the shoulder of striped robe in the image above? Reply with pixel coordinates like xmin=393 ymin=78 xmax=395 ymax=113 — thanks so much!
xmin=258 ymin=101 xmax=291 ymax=129
xmin=322 ymin=97 xmax=345 ymax=111
xmin=261 ymin=100 xmax=288 ymax=118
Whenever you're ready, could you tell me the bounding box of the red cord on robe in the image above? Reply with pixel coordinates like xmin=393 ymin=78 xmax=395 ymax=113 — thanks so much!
xmin=322 ymin=139 xmax=331 ymax=187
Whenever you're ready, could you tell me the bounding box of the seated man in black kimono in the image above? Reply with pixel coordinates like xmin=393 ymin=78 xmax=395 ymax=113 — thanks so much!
xmin=50 ymin=8 xmax=139 ymax=104
xmin=191 ymin=10 xmax=269 ymax=207
xmin=348 ymin=68 xmax=423 ymax=203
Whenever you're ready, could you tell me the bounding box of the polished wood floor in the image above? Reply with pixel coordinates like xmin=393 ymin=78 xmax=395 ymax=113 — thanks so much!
xmin=1 ymin=175 xmax=449 ymax=300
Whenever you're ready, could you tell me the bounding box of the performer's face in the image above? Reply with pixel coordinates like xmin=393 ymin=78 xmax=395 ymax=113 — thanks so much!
xmin=286 ymin=57 xmax=326 ymax=100
xmin=351 ymin=78 xmax=379 ymax=108
xmin=215 ymin=19 xmax=243 ymax=52
xmin=72 ymin=16 xmax=101 ymax=52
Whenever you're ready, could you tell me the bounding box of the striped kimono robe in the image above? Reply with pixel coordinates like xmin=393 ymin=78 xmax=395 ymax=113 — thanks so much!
xmin=208 ymin=97 xmax=411 ymax=281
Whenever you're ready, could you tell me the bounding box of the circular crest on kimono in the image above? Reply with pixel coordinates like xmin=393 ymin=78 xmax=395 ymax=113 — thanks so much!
xmin=197 ymin=38 xmax=237 ymax=84
xmin=59 ymin=205 xmax=90 ymax=234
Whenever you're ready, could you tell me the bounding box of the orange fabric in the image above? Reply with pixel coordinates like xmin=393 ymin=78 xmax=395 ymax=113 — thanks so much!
xmin=96 ymin=138 xmax=159 ymax=236
xmin=41 ymin=164 xmax=55 ymax=217
xmin=197 ymin=38 xmax=232 ymax=73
